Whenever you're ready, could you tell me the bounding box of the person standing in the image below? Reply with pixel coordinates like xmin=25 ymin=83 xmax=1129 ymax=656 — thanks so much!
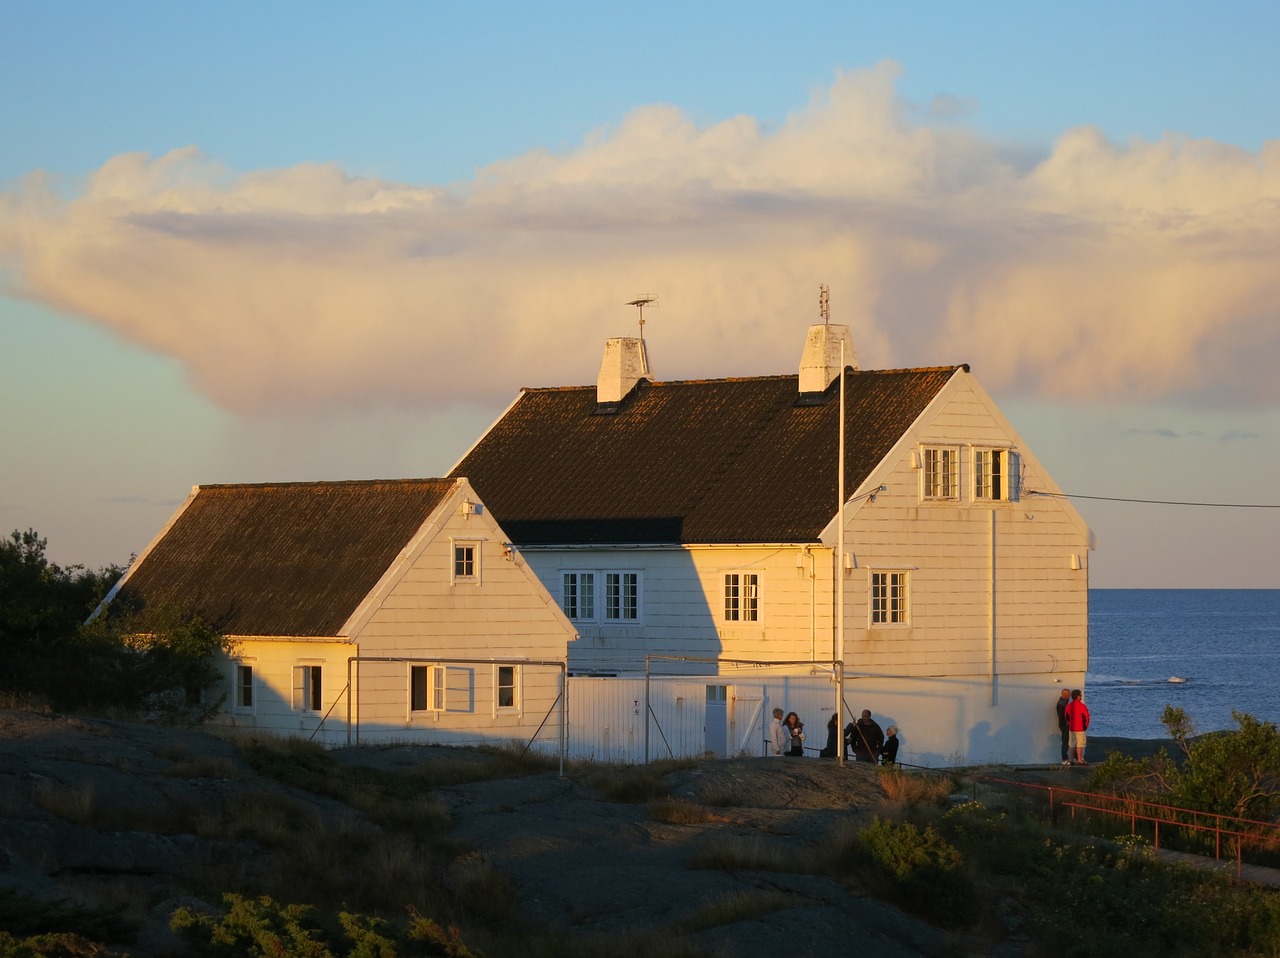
xmin=1064 ymin=688 xmax=1091 ymax=766
xmin=1056 ymin=688 xmax=1072 ymax=767
xmin=849 ymin=709 xmax=885 ymax=763
xmin=819 ymin=713 xmax=840 ymax=758
xmin=784 ymin=712 xmax=805 ymax=757
xmin=767 ymin=708 xmax=787 ymax=757
xmin=880 ymin=726 xmax=900 ymax=765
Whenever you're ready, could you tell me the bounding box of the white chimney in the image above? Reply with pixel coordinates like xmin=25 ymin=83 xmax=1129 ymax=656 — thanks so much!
xmin=597 ymin=337 xmax=651 ymax=404
xmin=798 ymin=323 xmax=858 ymax=393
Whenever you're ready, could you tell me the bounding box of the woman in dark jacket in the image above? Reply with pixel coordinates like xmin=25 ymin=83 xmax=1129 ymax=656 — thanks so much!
xmin=783 ymin=712 xmax=805 ymax=757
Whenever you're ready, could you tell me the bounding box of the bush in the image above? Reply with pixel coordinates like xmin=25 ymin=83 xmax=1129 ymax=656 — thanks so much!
xmin=170 ymin=894 xmax=481 ymax=958
xmin=1 ymin=528 xmax=233 ymax=717
xmin=843 ymin=817 xmax=976 ymax=927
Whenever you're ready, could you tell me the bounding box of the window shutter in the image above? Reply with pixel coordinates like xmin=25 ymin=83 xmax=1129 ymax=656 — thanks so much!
xmin=1008 ymin=451 xmax=1022 ymax=501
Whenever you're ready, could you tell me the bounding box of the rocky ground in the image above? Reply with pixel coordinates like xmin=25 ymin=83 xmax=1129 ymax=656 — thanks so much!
xmin=0 ymin=708 xmax=1161 ymax=957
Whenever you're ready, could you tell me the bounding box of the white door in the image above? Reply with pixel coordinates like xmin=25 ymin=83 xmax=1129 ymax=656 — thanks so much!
xmin=705 ymin=684 xmax=728 ymax=756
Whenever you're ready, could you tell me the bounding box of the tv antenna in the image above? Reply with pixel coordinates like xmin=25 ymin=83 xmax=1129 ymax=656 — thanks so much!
xmin=626 ymin=294 xmax=658 ymax=341
xmin=819 ymin=284 xmax=830 ymax=324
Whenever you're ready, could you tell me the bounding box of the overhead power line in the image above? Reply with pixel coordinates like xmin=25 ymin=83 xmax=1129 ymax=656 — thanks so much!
xmin=1025 ymin=490 xmax=1280 ymax=509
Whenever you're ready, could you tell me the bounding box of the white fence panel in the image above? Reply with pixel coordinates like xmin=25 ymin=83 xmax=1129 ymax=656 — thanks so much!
xmin=564 ymin=670 xmax=1068 ymax=767
xmin=565 ymin=677 xmax=646 ymax=763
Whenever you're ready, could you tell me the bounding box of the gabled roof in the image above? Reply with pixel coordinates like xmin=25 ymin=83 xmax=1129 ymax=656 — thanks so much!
xmin=112 ymin=478 xmax=458 ymax=637
xmin=450 ymin=367 xmax=963 ymax=545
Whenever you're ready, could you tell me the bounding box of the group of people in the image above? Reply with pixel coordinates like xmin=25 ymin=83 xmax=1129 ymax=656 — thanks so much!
xmin=1056 ymin=687 xmax=1091 ymax=766
xmin=766 ymin=689 xmax=1092 ymax=765
xmin=768 ymin=707 xmax=899 ymax=764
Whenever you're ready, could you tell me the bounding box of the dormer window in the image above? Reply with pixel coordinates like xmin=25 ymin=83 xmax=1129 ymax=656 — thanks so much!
xmin=921 ymin=447 xmax=960 ymax=500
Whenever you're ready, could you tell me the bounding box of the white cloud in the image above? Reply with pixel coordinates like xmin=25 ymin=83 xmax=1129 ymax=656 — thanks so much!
xmin=2 ymin=62 xmax=1278 ymax=414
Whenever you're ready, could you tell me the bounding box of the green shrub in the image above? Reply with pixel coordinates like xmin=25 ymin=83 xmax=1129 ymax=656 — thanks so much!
xmin=0 ymin=929 xmax=130 ymax=957
xmin=844 ymin=817 xmax=976 ymax=927
xmin=170 ymin=894 xmax=479 ymax=958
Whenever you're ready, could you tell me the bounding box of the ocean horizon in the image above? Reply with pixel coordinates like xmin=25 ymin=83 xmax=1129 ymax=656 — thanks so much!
xmin=1085 ymin=588 xmax=1280 ymax=741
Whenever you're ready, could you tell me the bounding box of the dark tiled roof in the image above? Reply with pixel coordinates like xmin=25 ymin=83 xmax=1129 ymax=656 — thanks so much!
xmin=451 ymin=368 xmax=961 ymax=545
xmin=116 ymin=479 xmax=456 ymax=637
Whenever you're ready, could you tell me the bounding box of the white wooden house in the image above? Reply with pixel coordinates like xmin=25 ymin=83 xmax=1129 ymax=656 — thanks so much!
xmin=450 ymin=324 xmax=1093 ymax=766
xmin=99 ymin=477 xmax=576 ymax=749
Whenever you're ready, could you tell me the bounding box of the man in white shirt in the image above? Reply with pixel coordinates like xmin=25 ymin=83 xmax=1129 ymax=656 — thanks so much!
xmin=768 ymin=708 xmax=787 ymax=756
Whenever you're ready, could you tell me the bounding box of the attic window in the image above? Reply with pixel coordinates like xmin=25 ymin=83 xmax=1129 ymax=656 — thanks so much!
xmin=452 ymin=540 xmax=481 ymax=585
xmin=921 ymin=447 xmax=960 ymax=500
xmin=974 ymin=448 xmax=1021 ymax=502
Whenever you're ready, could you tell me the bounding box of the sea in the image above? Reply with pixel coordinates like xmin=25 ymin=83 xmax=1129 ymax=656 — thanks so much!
xmin=1086 ymin=589 xmax=1280 ymax=741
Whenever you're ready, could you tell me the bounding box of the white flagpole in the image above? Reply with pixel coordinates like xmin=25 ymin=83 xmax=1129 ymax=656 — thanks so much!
xmin=835 ymin=338 xmax=846 ymax=765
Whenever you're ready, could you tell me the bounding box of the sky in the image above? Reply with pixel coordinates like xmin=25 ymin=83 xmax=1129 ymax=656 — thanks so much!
xmin=2 ymin=2 xmax=1278 ymax=588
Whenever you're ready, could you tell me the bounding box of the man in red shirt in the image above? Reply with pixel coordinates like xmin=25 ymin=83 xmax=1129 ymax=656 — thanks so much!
xmin=1063 ymin=688 xmax=1091 ymax=766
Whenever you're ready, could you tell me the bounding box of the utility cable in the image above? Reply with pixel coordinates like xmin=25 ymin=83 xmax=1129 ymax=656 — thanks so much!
xmin=1025 ymin=490 xmax=1280 ymax=509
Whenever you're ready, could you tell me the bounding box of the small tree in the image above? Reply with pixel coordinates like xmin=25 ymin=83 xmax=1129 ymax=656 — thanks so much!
xmin=1 ymin=529 xmax=120 ymax=701
xmin=1161 ymin=706 xmax=1280 ymax=820
xmin=1 ymin=528 xmax=234 ymax=719
xmin=1092 ymin=706 xmax=1280 ymax=822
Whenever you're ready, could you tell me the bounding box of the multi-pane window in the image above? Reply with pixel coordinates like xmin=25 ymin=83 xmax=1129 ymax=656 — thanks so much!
xmin=411 ymin=665 xmax=446 ymax=712
xmin=453 ymin=542 xmax=477 ymax=582
xmin=235 ymin=664 xmax=254 ymax=709
xmin=292 ymin=664 xmax=322 ymax=712
xmin=605 ymin=572 xmax=639 ymax=621
xmin=974 ymin=448 xmax=1020 ymax=502
xmin=973 ymin=449 xmax=1001 ymax=500
xmin=871 ymin=572 xmax=910 ymax=625
xmin=724 ymin=573 xmax=760 ymax=622
xmin=562 ymin=569 xmax=641 ymax=622
xmin=922 ymin=447 xmax=959 ymax=499
xmin=562 ymin=572 xmax=595 ymax=620
xmin=496 ymin=665 xmax=518 ymax=710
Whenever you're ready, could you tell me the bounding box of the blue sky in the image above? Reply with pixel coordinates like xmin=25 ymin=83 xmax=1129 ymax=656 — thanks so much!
xmin=2 ymin=2 xmax=1278 ymax=587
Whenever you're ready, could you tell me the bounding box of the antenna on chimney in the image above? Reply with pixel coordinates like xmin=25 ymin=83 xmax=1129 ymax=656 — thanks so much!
xmin=819 ymin=284 xmax=830 ymax=325
xmin=626 ymin=294 xmax=658 ymax=343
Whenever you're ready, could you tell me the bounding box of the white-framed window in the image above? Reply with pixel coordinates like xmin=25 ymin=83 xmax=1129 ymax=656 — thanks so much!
xmin=605 ymin=571 xmax=640 ymax=621
xmin=870 ymin=571 xmax=910 ymax=625
xmin=562 ymin=569 xmax=642 ymax=623
xmin=292 ymin=664 xmax=322 ymax=712
xmin=723 ymin=572 xmax=760 ymax=622
xmin=973 ymin=448 xmax=1020 ymax=502
xmin=410 ymin=664 xmax=446 ymax=713
xmin=496 ymin=665 xmax=519 ymax=711
xmin=234 ymin=662 xmax=255 ymax=711
xmin=452 ymin=539 xmax=480 ymax=585
xmin=561 ymin=572 xmax=595 ymax=621
xmin=921 ymin=446 xmax=960 ymax=500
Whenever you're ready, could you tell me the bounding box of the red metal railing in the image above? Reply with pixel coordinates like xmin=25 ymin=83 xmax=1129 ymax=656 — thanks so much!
xmin=971 ymin=776 xmax=1280 ymax=878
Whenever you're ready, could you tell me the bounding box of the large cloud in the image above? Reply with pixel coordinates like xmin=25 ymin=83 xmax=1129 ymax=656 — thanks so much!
xmin=2 ymin=62 xmax=1277 ymax=414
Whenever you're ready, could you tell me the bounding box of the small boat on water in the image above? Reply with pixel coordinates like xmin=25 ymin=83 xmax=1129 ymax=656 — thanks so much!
xmin=1166 ymin=676 xmax=1187 ymax=684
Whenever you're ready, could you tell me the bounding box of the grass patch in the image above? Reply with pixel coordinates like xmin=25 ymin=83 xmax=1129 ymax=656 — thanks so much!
xmin=687 ymin=834 xmax=800 ymax=872
xmin=576 ymin=758 xmax=695 ymax=803
xmin=878 ymin=766 xmax=956 ymax=808
xmin=647 ymin=797 xmax=727 ymax=825
xmin=676 ymin=888 xmax=799 ymax=933
xmin=31 ymin=779 xmax=96 ymax=825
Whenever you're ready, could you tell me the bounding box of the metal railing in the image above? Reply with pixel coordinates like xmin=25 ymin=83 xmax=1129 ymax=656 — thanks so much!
xmin=972 ymin=775 xmax=1280 ymax=878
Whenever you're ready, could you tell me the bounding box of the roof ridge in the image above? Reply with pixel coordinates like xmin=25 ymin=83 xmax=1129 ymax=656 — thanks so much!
xmin=197 ymin=478 xmax=454 ymax=492
xmin=517 ymin=365 xmax=966 ymax=394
